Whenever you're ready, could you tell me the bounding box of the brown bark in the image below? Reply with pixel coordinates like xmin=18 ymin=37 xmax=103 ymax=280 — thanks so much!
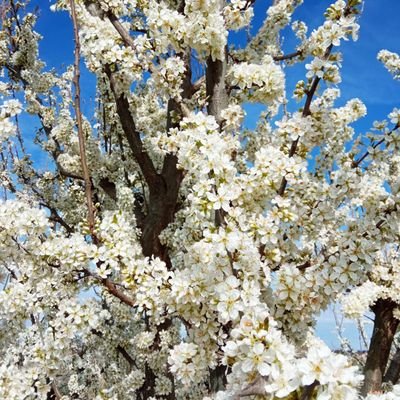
xmin=361 ymin=299 xmax=399 ymax=396
xmin=209 ymin=365 xmax=228 ymax=393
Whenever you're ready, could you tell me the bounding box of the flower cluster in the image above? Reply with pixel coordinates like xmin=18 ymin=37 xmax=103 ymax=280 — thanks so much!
xmin=342 ymin=281 xmax=382 ymax=319
xmin=147 ymin=0 xmax=228 ymax=61
xmin=0 ymin=99 xmax=22 ymax=142
xmin=221 ymin=312 xmax=361 ymax=399
xmin=305 ymin=58 xmax=341 ymax=83
xmin=168 ymin=343 xmax=208 ymax=386
xmin=378 ymin=50 xmax=400 ymax=80
xmin=228 ymin=55 xmax=285 ymax=104
xmin=308 ymin=3 xmax=360 ymax=56
xmin=247 ymin=0 xmax=303 ymax=60
xmin=150 ymin=56 xmax=186 ymax=100
xmin=223 ymin=0 xmax=254 ymax=30
xmin=2 ymin=0 xmax=399 ymax=399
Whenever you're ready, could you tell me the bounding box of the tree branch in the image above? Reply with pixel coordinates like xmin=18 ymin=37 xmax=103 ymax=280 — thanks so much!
xmin=70 ymin=0 xmax=96 ymax=236
xmin=273 ymin=50 xmax=302 ymax=62
xmin=84 ymin=268 xmax=137 ymax=308
xmin=278 ymin=44 xmax=333 ymax=196
xmin=384 ymin=346 xmax=400 ymax=385
xmin=116 ymin=345 xmax=137 ymax=368
xmin=107 ymin=11 xmax=138 ymax=50
xmin=105 ymin=66 xmax=159 ymax=190
xmin=352 ymin=123 xmax=399 ymax=168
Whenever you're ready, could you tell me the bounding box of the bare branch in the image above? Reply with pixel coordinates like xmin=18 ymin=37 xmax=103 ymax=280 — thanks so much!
xmin=70 ymin=0 xmax=96 ymax=236
xmin=107 ymin=11 xmax=138 ymax=50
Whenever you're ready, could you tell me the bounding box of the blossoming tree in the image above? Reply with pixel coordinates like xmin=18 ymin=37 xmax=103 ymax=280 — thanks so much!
xmin=1 ymin=0 xmax=400 ymax=398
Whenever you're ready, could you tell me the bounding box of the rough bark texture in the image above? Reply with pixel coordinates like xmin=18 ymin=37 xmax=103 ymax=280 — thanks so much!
xmin=361 ymin=299 xmax=399 ymax=397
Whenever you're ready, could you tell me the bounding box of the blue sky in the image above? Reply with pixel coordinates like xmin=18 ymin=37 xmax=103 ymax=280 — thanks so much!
xmin=26 ymin=0 xmax=400 ymax=349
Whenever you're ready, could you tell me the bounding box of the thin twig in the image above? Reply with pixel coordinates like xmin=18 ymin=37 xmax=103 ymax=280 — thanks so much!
xmin=273 ymin=50 xmax=302 ymax=62
xmin=70 ymin=0 xmax=96 ymax=236
xmin=84 ymin=268 xmax=137 ymax=308
xmin=352 ymin=123 xmax=399 ymax=168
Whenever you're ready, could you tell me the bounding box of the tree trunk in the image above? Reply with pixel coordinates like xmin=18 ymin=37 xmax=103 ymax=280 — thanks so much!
xmin=361 ymin=299 xmax=399 ymax=396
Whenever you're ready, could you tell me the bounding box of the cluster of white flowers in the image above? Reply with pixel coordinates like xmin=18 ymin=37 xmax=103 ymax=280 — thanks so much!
xmin=298 ymin=337 xmax=362 ymax=399
xmin=378 ymin=50 xmax=400 ymax=80
xmin=223 ymin=0 xmax=254 ymax=30
xmin=0 ymin=99 xmax=22 ymax=142
xmin=220 ymin=104 xmax=245 ymax=131
xmin=168 ymin=342 xmax=208 ymax=386
xmin=275 ymin=112 xmax=314 ymax=141
xmin=53 ymin=298 xmax=112 ymax=335
xmin=150 ymin=56 xmax=186 ymax=100
xmin=222 ymin=308 xmax=301 ymax=398
xmin=97 ymin=0 xmax=128 ymax=16
xmin=3 ymin=0 xmax=400 ymax=398
xmin=0 ymin=360 xmax=49 ymax=400
xmin=76 ymin=6 xmax=151 ymax=89
xmin=388 ymin=107 xmax=400 ymax=125
xmin=253 ymin=145 xmax=305 ymax=187
xmin=159 ymin=112 xmax=238 ymax=178
xmin=305 ymin=58 xmax=341 ymax=83
xmin=228 ymin=55 xmax=285 ymax=104
xmin=308 ymin=6 xmax=360 ymax=55
xmin=221 ymin=312 xmax=361 ymax=399
xmin=340 ymin=244 xmax=400 ymax=319
xmin=0 ymin=199 xmax=46 ymax=239
xmin=247 ymin=0 xmax=303 ymax=59
xmin=147 ymin=0 xmax=228 ymax=60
